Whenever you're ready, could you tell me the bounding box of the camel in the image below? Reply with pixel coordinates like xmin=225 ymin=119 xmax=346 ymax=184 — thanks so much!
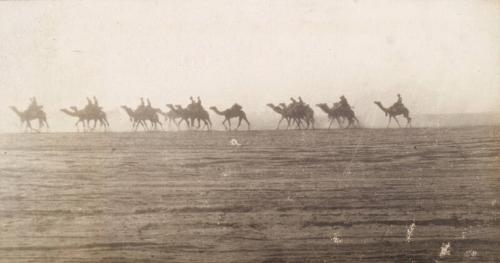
xmin=267 ymin=103 xmax=295 ymax=129
xmin=158 ymin=107 xmax=182 ymax=130
xmin=374 ymin=101 xmax=412 ymax=128
xmin=121 ymin=105 xmax=163 ymax=131
xmin=10 ymin=106 xmax=49 ymax=132
xmin=279 ymin=102 xmax=315 ymax=129
xmin=316 ymin=103 xmax=344 ymax=128
xmin=166 ymin=104 xmax=191 ymax=130
xmin=209 ymin=104 xmax=250 ymax=130
xmin=316 ymin=103 xmax=359 ymax=128
xmin=176 ymin=104 xmax=212 ymax=131
xmin=184 ymin=97 xmax=212 ymax=130
xmin=74 ymin=106 xmax=109 ymax=131
xmin=60 ymin=106 xmax=109 ymax=132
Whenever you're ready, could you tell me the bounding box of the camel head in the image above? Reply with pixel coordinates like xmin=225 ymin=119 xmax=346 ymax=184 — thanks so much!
xmin=70 ymin=106 xmax=78 ymax=112
xmin=209 ymin=106 xmax=217 ymax=111
xmin=120 ymin=105 xmax=134 ymax=121
xmin=9 ymin=106 xmax=23 ymax=116
xmin=266 ymin=103 xmax=275 ymax=108
xmin=374 ymin=101 xmax=388 ymax=116
xmin=278 ymin=103 xmax=287 ymax=109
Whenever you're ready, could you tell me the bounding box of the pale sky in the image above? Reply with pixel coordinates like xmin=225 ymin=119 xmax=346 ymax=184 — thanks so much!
xmin=0 ymin=0 xmax=499 ymax=131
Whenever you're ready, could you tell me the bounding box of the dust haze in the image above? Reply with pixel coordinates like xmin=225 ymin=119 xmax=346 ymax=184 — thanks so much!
xmin=0 ymin=0 xmax=499 ymax=131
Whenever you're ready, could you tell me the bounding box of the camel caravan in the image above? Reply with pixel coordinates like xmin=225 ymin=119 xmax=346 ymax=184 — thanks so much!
xmin=9 ymin=94 xmax=412 ymax=132
xmin=10 ymin=97 xmax=49 ymax=133
xmin=61 ymin=97 xmax=110 ymax=132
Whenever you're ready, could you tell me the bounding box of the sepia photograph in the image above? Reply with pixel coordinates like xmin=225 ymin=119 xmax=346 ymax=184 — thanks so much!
xmin=0 ymin=0 xmax=499 ymax=262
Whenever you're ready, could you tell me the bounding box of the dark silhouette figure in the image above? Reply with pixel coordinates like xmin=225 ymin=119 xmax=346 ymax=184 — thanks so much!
xmin=209 ymin=103 xmax=250 ymax=130
xmin=374 ymin=95 xmax=412 ymax=128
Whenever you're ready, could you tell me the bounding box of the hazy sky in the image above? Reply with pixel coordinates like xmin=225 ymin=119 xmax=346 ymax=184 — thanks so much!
xmin=0 ymin=0 xmax=499 ymax=131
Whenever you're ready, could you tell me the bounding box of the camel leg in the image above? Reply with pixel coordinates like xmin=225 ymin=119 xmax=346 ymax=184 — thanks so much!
xmin=25 ymin=120 xmax=32 ymax=133
xmin=236 ymin=117 xmax=242 ymax=130
xmin=227 ymin=119 xmax=232 ymax=131
xmin=394 ymin=116 xmax=401 ymax=128
xmin=182 ymin=119 xmax=190 ymax=130
xmin=236 ymin=116 xmax=247 ymax=130
xmin=135 ymin=121 xmax=142 ymax=132
xmin=44 ymin=119 xmax=50 ymax=130
xmin=136 ymin=121 xmax=141 ymax=132
xmin=286 ymin=118 xmax=292 ymax=130
xmin=222 ymin=119 xmax=228 ymax=130
xmin=103 ymin=118 xmax=109 ymax=131
xmin=336 ymin=117 xmax=343 ymax=128
xmin=173 ymin=119 xmax=179 ymax=130
xmin=353 ymin=117 xmax=360 ymax=127
xmin=38 ymin=119 xmax=44 ymax=130
xmin=243 ymin=117 xmax=250 ymax=130
xmin=387 ymin=116 xmax=392 ymax=128
xmin=203 ymin=120 xmax=210 ymax=131
xmin=404 ymin=113 xmax=412 ymax=128
xmin=133 ymin=120 xmax=139 ymax=131
xmin=296 ymin=119 xmax=302 ymax=130
xmin=406 ymin=117 xmax=412 ymax=127
xmin=277 ymin=117 xmax=285 ymax=130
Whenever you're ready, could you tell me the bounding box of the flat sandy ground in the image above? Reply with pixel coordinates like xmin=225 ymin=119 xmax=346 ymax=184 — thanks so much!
xmin=0 ymin=127 xmax=498 ymax=262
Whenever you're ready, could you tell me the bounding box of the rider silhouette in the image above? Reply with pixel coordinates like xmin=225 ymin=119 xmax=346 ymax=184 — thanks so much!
xmin=339 ymin=95 xmax=351 ymax=110
xmin=396 ymin=94 xmax=402 ymax=105
xmin=393 ymin=94 xmax=403 ymax=110
xmin=28 ymin=97 xmax=40 ymax=111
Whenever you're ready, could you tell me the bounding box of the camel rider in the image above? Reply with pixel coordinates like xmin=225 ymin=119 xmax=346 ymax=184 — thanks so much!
xmin=28 ymin=97 xmax=42 ymax=112
xmin=392 ymin=94 xmax=404 ymax=111
xmin=146 ymin=98 xmax=152 ymax=109
xmin=339 ymin=95 xmax=351 ymax=110
xmin=136 ymin=97 xmax=145 ymax=112
xmin=92 ymin=96 xmax=102 ymax=112
xmin=298 ymin=97 xmax=304 ymax=105
xmin=396 ymin=94 xmax=403 ymax=105
xmin=196 ymin=96 xmax=202 ymax=105
xmin=233 ymin=103 xmax=242 ymax=110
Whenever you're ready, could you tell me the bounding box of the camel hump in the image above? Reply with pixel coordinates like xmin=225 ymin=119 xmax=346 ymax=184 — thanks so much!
xmin=391 ymin=101 xmax=406 ymax=111
xmin=232 ymin=103 xmax=242 ymax=110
